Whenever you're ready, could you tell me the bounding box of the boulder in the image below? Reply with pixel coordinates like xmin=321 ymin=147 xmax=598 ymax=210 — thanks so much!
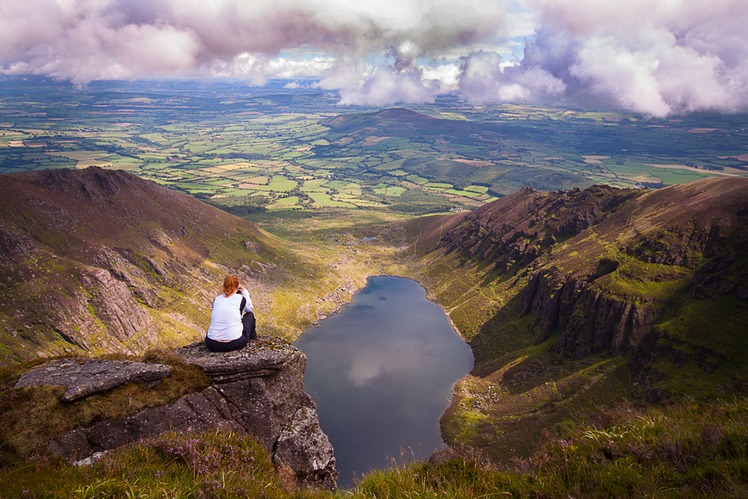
xmin=15 ymin=358 xmax=171 ymax=402
xmin=274 ymin=405 xmax=338 ymax=490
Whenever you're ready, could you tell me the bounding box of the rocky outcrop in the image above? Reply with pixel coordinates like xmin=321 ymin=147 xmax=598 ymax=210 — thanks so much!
xmin=438 ymin=185 xmax=637 ymax=271
xmin=22 ymin=338 xmax=337 ymax=491
xmin=520 ymin=270 xmax=655 ymax=359
xmin=15 ymin=358 xmax=171 ymax=402
xmin=81 ymin=267 xmax=158 ymax=344
xmin=0 ymin=224 xmax=36 ymax=265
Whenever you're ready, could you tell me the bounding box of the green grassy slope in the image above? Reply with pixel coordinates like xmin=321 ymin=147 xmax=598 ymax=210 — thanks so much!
xmin=1 ymin=394 xmax=745 ymax=497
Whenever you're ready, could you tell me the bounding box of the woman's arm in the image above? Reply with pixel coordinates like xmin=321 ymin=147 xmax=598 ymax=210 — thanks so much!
xmin=239 ymin=288 xmax=254 ymax=313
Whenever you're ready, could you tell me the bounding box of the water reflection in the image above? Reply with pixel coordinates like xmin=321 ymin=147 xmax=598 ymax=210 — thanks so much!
xmin=295 ymin=276 xmax=474 ymax=488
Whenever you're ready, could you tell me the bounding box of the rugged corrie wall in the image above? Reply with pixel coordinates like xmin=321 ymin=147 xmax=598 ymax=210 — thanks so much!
xmin=14 ymin=338 xmax=338 ymax=491
xmin=408 ymin=178 xmax=748 ymax=461
xmin=515 ymin=178 xmax=748 ymax=362
xmin=412 ymin=178 xmax=748 ymax=363
xmin=518 ymin=269 xmax=656 ymax=359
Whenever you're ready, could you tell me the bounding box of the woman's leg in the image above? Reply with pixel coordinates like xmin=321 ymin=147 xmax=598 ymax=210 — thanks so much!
xmin=205 ymin=335 xmax=248 ymax=352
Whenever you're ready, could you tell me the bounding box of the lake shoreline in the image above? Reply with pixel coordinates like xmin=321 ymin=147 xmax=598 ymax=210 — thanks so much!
xmin=295 ymin=276 xmax=474 ymax=488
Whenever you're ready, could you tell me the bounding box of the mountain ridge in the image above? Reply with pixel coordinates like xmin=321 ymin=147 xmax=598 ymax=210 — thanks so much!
xmin=0 ymin=167 xmax=280 ymax=363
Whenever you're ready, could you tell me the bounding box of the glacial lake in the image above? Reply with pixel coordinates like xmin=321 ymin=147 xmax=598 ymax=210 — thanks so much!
xmin=294 ymin=275 xmax=474 ymax=488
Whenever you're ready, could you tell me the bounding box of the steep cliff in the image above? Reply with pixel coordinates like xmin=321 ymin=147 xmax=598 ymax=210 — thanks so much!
xmin=408 ymin=177 xmax=748 ymax=460
xmin=11 ymin=338 xmax=337 ymax=491
xmin=517 ymin=178 xmax=748 ymax=362
xmin=413 ymin=178 xmax=747 ymax=361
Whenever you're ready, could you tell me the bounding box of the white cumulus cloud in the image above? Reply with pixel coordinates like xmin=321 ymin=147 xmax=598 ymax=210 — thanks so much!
xmin=1 ymin=0 xmax=747 ymax=114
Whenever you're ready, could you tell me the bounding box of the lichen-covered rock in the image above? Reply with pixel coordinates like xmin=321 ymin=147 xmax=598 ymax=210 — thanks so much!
xmin=178 ymin=337 xmax=294 ymax=382
xmin=14 ymin=358 xmax=171 ymax=402
xmin=273 ymin=405 xmax=338 ymax=490
xmin=44 ymin=338 xmax=338 ymax=491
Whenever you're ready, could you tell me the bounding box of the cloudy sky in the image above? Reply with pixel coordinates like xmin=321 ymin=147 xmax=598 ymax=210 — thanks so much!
xmin=2 ymin=0 xmax=747 ymax=116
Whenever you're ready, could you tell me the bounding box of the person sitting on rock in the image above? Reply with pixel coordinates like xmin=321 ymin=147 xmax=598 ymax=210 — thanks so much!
xmin=205 ymin=274 xmax=256 ymax=352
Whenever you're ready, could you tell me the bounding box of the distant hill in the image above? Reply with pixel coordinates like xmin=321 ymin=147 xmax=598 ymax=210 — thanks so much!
xmin=323 ymin=107 xmax=486 ymax=138
xmin=317 ymin=107 xmax=593 ymax=195
xmin=407 ymin=177 xmax=748 ymax=459
xmin=0 ymin=167 xmax=283 ymax=363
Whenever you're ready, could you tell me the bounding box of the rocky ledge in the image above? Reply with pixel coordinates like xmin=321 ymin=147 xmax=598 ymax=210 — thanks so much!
xmin=15 ymin=358 xmax=172 ymax=402
xmin=17 ymin=338 xmax=338 ymax=491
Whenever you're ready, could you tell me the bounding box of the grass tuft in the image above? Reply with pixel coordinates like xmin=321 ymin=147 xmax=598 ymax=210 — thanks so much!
xmin=0 ymin=398 xmax=746 ymax=497
xmin=0 ymin=430 xmax=328 ymax=498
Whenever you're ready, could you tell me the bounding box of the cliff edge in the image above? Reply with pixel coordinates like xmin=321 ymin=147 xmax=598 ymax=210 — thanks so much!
xmin=13 ymin=338 xmax=338 ymax=491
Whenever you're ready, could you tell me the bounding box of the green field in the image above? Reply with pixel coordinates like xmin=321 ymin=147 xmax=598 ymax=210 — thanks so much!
xmin=1 ymin=77 xmax=747 ymax=217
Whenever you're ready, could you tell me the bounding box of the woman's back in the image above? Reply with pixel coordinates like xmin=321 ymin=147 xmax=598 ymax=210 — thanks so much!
xmin=207 ymin=293 xmax=243 ymax=341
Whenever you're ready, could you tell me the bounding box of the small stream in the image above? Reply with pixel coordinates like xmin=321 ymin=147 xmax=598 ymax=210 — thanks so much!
xmin=294 ymin=276 xmax=474 ymax=488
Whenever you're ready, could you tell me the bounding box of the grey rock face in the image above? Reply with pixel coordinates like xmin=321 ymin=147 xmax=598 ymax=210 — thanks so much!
xmin=14 ymin=358 xmax=171 ymax=402
xmin=274 ymin=405 xmax=338 ymax=491
xmin=43 ymin=338 xmax=338 ymax=491
xmin=520 ymin=271 xmax=655 ymax=359
xmin=81 ymin=267 xmax=157 ymax=345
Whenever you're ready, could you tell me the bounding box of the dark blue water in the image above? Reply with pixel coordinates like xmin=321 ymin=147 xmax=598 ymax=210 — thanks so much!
xmin=294 ymin=276 xmax=474 ymax=488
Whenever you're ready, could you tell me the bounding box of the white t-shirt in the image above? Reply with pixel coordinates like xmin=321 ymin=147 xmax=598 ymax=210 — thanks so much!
xmin=206 ymin=290 xmax=254 ymax=341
